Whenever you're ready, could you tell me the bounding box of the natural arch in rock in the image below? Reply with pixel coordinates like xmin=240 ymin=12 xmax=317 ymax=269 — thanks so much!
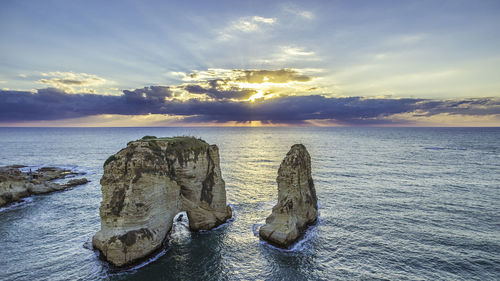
xmin=93 ymin=136 xmax=232 ymax=267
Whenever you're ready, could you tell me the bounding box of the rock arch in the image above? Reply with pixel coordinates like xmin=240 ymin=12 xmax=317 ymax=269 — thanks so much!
xmin=93 ymin=136 xmax=232 ymax=267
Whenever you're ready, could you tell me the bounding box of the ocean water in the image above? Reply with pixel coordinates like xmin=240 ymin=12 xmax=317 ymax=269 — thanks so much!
xmin=0 ymin=127 xmax=499 ymax=281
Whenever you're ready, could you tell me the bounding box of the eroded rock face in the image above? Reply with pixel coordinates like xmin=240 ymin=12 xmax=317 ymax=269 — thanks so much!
xmin=259 ymin=144 xmax=318 ymax=248
xmin=0 ymin=166 xmax=89 ymax=207
xmin=92 ymin=136 xmax=232 ymax=267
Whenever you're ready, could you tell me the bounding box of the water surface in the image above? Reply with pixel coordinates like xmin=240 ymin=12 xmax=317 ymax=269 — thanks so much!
xmin=0 ymin=127 xmax=499 ymax=280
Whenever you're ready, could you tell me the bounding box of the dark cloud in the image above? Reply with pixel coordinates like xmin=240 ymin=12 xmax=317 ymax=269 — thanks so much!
xmin=0 ymin=88 xmax=122 ymax=121
xmin=417 ymin=98 xmax=500 ymax=116
xmin=123 ymin=86 xmax=172 ymax=102
xmin=177 ymin=96 xmax=423 ymax=124
xmin=184 ymin=79 xmax=256 ymax=100
xmin=0 ymin=88 xmax=498 ymax=124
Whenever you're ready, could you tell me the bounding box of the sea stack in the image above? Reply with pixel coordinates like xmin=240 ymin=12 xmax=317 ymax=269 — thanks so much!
xmin=259 ymin=144 xmax=318 ymax=248
xmin=93 ymin=136 xmax=232 ymax=267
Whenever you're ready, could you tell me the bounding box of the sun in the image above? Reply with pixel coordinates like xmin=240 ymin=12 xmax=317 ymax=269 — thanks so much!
xmin=248 ymin=90 xmax=265 ymax=102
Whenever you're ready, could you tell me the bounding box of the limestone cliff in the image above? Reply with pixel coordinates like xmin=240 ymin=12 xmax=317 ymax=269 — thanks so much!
xmin=0 ymin=166 xmax=89 ymax=207
xmin=93 ymin=136 xmax=232 ymax=267
xmin=259 ymin=144 xmax=318 ymax=248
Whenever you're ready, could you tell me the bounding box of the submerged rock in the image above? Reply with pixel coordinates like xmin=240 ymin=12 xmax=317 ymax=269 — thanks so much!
xmin=0 ymin=166 xmax=89 ymax=207
xmin=259 ymin=144 xmax=318 ymax=248
xmin=93 ymin=136 xmax=232 ymax=267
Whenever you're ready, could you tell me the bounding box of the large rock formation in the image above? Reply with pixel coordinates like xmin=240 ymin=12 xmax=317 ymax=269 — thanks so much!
xmin=0 ymin=166 xmax=89 ymax=207
xmin=259 ymin=144 xmax=318 ymax=248
xmin=93 ymin=136 xmax=232 ymax=267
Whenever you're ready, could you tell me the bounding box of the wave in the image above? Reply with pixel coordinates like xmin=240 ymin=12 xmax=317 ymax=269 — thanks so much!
xmin=424 ymin=147 xmax=467 ymax=151
xmin=169 ymin=212 xmax=191 ymax=241
xmin=127 ymin=249 xmax=168 ymax=272
xmin=86 ymin=205 xmax=237 ymax=274
xmin=198 ymin=204 xmax=236 ymax=234
xmin=17 ymin=164 xmax=93 ymax=175
xmin=105 ymin=248 xmax=169 ymax=275
xmin=83 ymin=237 xmax=93 ymax=250
xmin=254 ymin=217 xmax=321 ymax=253
xmin=0 ymin=197 xmax=34 ymax=213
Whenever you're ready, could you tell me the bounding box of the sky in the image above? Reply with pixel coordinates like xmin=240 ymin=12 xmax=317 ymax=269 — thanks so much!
xmin=0 ymin=0 xmax=499 ymax=126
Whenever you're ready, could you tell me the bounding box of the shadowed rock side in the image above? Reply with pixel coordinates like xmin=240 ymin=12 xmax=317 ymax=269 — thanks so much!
xmin=92 ymin=136 xmax=232 ymax=267
xmin=0 ymin=166 xmax=89 ymax=207
xmin=259 ymin=144 xmax=318 ymax=248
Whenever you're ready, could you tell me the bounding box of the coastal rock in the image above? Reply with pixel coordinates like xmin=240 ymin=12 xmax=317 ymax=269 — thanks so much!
xmin=259 ymin=144 xmax=318 ymax=248
xmin=65 ymin=178 xmax=90 ymax=187
xmin=92 ymin=136 xmax=232 ymax=267
xmin=0 ymin=166 xmax=89 ymax=207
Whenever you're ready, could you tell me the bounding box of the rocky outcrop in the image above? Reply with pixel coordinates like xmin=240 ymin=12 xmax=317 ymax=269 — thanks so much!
xmin=0 ymin=166 xmax=89 ymax=207
xmin=259 ymin=144 xmax=318 ymax=248
xmin=93 ymin=136 xmax=232 ymax=267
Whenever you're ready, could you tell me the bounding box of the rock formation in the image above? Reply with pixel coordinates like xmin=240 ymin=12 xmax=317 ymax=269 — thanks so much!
xmin=0 ymin=166 xmax=89 ymax=207
xmin=259 ymin=144 xmax=318 ymax=248
xmin=93 ymin=136 xmax=232 ymax=267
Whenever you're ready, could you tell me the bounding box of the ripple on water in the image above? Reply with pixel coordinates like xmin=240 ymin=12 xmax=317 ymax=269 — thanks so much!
xmin=0 ymin=197 xmax=35 ymax=213
xmin=0 ymin=127 xmax=499 ymax=281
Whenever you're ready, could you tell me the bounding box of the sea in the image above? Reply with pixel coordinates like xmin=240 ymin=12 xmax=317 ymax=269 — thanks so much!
xmin=0 ymin=127 xmax=499 ymax=281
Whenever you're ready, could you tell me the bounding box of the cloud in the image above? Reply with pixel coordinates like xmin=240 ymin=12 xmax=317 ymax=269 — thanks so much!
xmin=123 ymin=86 xmax=172 ymax=102
xmin=183 ymin=79 xmax=256 ymax=100
xmin=1 ymin=88 xmax=498 ymax=126
xmin=218 ymin=15 xmax=276 ymax=40
xmin=181 ymin=68 xmax=313 ymax=84
xmin=416 ymin=98 xmax=500 ymax=116
xmin=252 ymin=16 xmax=276 ymax=24
xmin=281 ymin=46 xmax=315 ymax=57
xmin=174 ymin=68 xmax=315 ymax=100
xmin=231 ymin=16 xmax=276 ymax=32
xmin=235 ymin=69 xmax=312 ymax=83
xmin=37 ymin=71 xmax=107 ymax=93
xmin=253 ymin=46 xmax=319 ymax=65
xmin=283 ymin=5 xmax=314 ymax=19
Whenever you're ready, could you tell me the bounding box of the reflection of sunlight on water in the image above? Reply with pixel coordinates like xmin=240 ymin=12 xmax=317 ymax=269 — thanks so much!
xmin=2 ymin=128 xmax=498 ymax=280
xmin=223 ymin=130 xmax=285 ymax=205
